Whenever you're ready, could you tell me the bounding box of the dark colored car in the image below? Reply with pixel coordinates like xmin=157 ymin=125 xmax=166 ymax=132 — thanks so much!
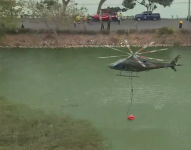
xmin=135 ymin=11 xmax=161 ymax=21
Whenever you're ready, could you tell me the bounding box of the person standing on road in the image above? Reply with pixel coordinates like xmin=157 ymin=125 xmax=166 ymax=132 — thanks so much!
xmin=76 ymin=15 xmax=80 ymax=24
xmin=117 ymin=15 xmax=121 ymax=25
xmin=83 ymin=18 xmax=87 ymax=30
xmin=119 ymin=12 xmax=122 ymax=20
xmin=74 ymin=21 xmax=76 ymax=28
xmin=100 ymin=21 xmax=104 ymax=30
xmin=179 ymin=20 xmax=183 ymax=29
xmin=99 ymin=13 xmax=102 ymax=22
xmin=109 ymin=14 xmax=112 ymax=22
xmin=21 ymin=23 xmax=24 ymax=28
xmin=107 ymin=20 xmax=110 ymax=30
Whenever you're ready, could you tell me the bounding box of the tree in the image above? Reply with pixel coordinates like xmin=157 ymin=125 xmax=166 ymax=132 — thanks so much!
xmin=0 ymin=0 xmax=23 ymax=41
xmin=97 ymin=0 xmax=107 ymax=14
xmin=135 ymin=0 xmax=174 ymax=12
xmin=37 ymin=0 xmax=61 ymax=10
xmin=122 ymin=0 xmax=136 ymax=11
xmin=101 ymin=7 xmax=128 ymax=13
xmin=21 ymin=0 xmax=87 ymax=43
xmin=100 ymin=1 xmax=136 ymax=14
xmin=61 ymin=0 xmax=75 ymax=13
xmin=0 ymin=0 xmax=22 ymax=29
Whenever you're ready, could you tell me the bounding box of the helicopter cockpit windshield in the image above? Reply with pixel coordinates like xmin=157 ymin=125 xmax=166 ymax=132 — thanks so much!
xmin=112 ymin=58 xmax=126 ymax=66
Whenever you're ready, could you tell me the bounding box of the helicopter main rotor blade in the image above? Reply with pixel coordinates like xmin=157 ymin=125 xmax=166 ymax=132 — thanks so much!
xmin=138 ymin=48 xmax=168 ymax=55
xmin=134 ymin=55 xmax=146 ymax=67
xmin=139 ymin=56 xmax=164 ymax=61
xmin=98 ymin=55 xmax=128 ymax=59
xmin=124 ymin=40 xmax=133 ymax=54
xmin=106 ymin=46 xmax=128 ymax=54
xmin=135 ymin=41 xmax=155 ymax=53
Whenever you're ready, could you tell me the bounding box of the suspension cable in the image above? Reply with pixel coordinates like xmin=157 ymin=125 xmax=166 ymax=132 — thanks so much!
xmin=127 ymin=72 xmax=133 ymax=115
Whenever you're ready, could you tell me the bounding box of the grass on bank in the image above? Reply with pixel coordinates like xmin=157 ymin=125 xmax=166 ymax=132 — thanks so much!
xmin=0 ymin=98 xmax=110 ymax=150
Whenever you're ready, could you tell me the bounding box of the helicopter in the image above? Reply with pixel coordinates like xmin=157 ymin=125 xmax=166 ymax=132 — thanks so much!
xmin=98 ymin=41 xmax=182 ymax=76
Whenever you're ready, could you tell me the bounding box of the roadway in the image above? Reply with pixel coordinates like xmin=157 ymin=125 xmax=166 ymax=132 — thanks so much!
xmin=21 ymin=18 xmax=191 ymax=31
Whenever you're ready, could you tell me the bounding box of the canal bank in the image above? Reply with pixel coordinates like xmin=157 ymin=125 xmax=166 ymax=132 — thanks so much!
xmin=1 ymin=28 xmax=191 ymax=48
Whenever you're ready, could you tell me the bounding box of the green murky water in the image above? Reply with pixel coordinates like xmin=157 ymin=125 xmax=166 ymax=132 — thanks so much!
xmin=0 ymin=47 xmax=190 ymax=150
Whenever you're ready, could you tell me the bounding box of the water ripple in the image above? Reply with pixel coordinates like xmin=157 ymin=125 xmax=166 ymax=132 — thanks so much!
xmin=84 ymin=84 xmax=189 ymax=109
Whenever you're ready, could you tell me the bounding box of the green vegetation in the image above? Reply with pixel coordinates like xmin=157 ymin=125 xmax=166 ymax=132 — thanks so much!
xmin=97 ymin=0 xmax=136 ymax=14
xmin=0 ymin=98 xmax=109 ymax=150
xmin=135 ymin=0 xmax=174 ymax=12
xmin=0 ymin=0 xmax=22 ymax=29
xmin=122 ymin=0 xmax=136 ymax=11
xmin=157 ymin=26 xmax=174 ymax=35
xmin=97 ymin=0 xmax=107 ymax=14
xmin=3 ymin=26 xmax=186 ymax=36
xmin=97 ymin=0 xmax=174 ymax=14
xmin=0 ymin=0 xmax=23 ymax=40
xmin=20 ymin=0 xmax=87 ymax=43
xmin=0 ymin=0 xmax=88 ymax=40
xmin=179 ymin=29 xmax=190 ymax=34
xmin=101 ymin=7 xmax=128 ymax=13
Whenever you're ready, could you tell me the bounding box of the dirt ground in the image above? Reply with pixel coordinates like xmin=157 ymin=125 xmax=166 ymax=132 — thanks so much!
xmin=1 ymin=31 xmax=191 ymax=48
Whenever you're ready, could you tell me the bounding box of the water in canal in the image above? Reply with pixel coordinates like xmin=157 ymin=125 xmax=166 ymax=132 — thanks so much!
xmin=0 ymin=47 xmax=190 ymax=150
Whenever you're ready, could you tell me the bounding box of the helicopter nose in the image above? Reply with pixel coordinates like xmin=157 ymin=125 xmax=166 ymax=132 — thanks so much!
xmin=108 ymin=63 xmax=114 ymax=69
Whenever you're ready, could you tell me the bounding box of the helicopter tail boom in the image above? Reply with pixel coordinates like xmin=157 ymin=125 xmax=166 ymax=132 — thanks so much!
xmin=170 ymin=55 xmax=181 ymax=71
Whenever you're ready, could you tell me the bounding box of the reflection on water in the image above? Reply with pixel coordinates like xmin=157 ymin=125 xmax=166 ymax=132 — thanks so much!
xmin=0 ymin=47 xmax=191 ymax=150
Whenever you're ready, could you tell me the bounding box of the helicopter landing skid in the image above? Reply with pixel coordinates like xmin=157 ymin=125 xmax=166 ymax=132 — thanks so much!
xmin=117 ymin=71 xmax=139 ymax=77
xmin=116 ymin=74 xmax=139 ymax=77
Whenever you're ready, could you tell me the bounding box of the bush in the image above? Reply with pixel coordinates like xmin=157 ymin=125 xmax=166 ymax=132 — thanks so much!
xmin=4 ymin=28 xmax=18 ymax=34
xmin=99 ymin=30 xmax=110 ymax=35
xmin=57 ymin=29 xmax=74 ymax=34
xmin=0 ymin=99 xmax=110 ymax=150
xmin=129 ymin=29 xmax=137 ymax=34
xmin=109 ymin=37 xmax=118 ymax=44
xmin=116 ymin=29 xmax=126 ymax=35
xmin=158 ymin=26 xmax=174 ymax=35
xmin=38 ymin=29 xmax=46 ymax=33
xmin=5 ymin=28 xmax=34 ymax=34
xmin=18 ymin=28 xmax=34 ymax=34
xmin=179 ymin=29 xmax=190 ymax=34
xmin=77 ymin=30 xmax=97 ymax=35
xmin=0 ymin=28 xmax=5 ymax=39
xmin=139 ymin=29 xmax=156 ymax=33
xmin=56 ymin=30 xmax=98 ymax=35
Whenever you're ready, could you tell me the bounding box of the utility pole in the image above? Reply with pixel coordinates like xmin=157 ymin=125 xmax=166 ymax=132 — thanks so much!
xmin=189 ymin=0 xmax=190 ymax=22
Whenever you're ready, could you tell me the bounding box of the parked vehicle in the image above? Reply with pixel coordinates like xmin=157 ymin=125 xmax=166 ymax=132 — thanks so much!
xmin=135 ymin=11 xmax=161 ymax=21
xmin=92 ymin=13 xmax=117 ymax=22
